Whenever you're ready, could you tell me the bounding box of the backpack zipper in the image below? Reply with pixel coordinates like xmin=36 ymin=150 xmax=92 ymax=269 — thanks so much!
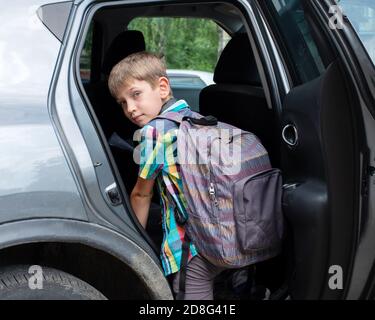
xmin=207 ymin=141 xmax=219 ymax=208
xmin=209 ymin=182 xmax=219 ymax=207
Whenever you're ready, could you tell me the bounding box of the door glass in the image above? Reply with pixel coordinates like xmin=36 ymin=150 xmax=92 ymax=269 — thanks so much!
xmin=168 ymin=75 xmax=206 ymax=87
xmin=266 ymin=0 xmax=326 ymax=84
xmin=79 ymin=23 xmax=93 ymax=83
xmin=338 ymin=0 xmax=375 ymax=65
xmin=128 ymin=17 xmax=230 ymax=72
xmin=128 ymin=17 xmax=230 ymax=110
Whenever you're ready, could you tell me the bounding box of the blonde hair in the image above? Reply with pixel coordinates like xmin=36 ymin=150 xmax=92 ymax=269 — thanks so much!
xmin=108 ymin=51 xmax=172 ymax=98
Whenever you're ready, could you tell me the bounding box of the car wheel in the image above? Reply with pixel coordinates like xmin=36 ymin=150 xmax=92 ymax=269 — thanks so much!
xmin=0 ymin=265 xmax=107 ymax=300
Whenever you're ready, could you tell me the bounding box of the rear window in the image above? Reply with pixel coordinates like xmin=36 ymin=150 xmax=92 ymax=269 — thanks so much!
xmin=128 ymin=17 xmax=230 ymax=73
xmin=168 ymin=76 xmax=206 ymax=87
xmin=128 ymin=17 xmax=230 ymax=111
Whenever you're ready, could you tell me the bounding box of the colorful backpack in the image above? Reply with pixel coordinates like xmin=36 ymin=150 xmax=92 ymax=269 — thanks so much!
xmin=155 ymin=108 xmax=284 ymax=269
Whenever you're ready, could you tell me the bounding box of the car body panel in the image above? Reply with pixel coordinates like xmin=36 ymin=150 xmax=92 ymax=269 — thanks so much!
xmin=0 ymin=218 xmax=173 ymax=299
xmin=37 ymin=1 xmax=73 ymax=42
xmin=0 ymin=0 xmax=164 ymax=277
xmin=0 ymin=0 xmax=87 ymax=223
xmin=51 ymin=0 xmax=164 ymax=261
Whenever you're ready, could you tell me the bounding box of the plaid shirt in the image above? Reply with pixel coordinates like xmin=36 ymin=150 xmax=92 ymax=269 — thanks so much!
xmin=138 ymin=99 xmax=198 ymax=276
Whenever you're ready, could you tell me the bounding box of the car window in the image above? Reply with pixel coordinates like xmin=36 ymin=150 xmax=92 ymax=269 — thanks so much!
xmin=128 ymin=17 xmax=230 ymax=73
xmin=128 ymin=17 xmax=230 ymax=111
xmin=264 ymin=0 xmax=326 ymax=85
xmin=338 ymin=0 xmax=375 ymax=65
xmin=80 ymin=23 xmax=93 ymax=83
xmin=168 ymin=76 xmax=206 ymax=87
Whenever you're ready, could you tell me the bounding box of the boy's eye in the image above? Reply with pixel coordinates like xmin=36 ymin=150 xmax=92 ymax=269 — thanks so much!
xmin=133 ymin=91 xmax=141 ymax=98
xmin=119 ymin=101 xmax=126 ymax=107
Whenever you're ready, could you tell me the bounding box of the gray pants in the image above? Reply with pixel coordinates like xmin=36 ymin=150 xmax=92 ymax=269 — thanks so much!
xmin=172 ymin=255 xmax=225 ymax=300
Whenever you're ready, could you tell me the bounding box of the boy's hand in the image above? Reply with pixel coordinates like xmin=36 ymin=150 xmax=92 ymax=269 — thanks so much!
xmin=130 ymin=177 xmax=155 ymax=228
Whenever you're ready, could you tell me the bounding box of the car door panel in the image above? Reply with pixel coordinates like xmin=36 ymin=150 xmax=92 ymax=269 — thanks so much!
xmin=282 ymin=60 xmax=358 ymax=299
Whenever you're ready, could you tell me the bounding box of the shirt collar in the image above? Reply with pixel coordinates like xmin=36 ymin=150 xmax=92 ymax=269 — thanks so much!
xmin=160 ymin=98 xmax=190 ymax=115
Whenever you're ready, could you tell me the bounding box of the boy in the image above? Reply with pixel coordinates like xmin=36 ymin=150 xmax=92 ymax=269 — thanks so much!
xmin=108 ymin=52 xmax=224 ymax=299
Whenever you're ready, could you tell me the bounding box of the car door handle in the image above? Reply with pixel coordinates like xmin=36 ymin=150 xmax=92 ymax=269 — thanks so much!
xmin=105 ymin=183 xmax=122 ymax=206
xmin=282 ymin=124 xmax=299 ymax=147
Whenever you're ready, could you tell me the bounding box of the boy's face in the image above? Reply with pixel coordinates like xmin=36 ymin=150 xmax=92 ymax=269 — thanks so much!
xmin=116 ymin=77 xmax=171 ymax=127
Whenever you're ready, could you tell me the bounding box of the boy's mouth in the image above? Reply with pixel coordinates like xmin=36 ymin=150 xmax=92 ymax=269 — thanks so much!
xmin=132 ymin=114 xmax=143 ymax=122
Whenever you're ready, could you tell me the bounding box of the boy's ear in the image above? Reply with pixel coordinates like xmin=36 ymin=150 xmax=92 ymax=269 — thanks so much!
xmin=158 ymin=76 xmax=171 ymax=100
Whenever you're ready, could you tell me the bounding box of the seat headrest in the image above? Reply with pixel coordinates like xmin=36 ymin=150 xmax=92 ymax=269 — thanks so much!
xmin=214 ymin=33 xmax=261 ymax=86
xmin=102 ymin=30 xmax=146 ymax=76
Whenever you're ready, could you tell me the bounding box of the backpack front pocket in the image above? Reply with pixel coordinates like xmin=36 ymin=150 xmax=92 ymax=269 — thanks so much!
xmin=233 ymin=169 xmax=283 ymax=252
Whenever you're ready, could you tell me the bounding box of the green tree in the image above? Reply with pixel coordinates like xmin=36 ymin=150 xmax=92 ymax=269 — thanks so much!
xmin=128 ymin=18 xmax=222 ymax=72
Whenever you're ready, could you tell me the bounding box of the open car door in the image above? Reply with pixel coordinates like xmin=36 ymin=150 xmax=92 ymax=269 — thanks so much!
xmin=257 ymin=0 xmax=375 ymax=299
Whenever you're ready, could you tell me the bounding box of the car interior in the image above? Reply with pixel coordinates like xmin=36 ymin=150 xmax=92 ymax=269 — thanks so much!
xmin=79 ymin=1 xmax=289 ymax=299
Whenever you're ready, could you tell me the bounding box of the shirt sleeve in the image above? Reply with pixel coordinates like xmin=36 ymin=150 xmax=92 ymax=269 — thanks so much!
xmin=137 ymin=125 xmax=164 ymax=180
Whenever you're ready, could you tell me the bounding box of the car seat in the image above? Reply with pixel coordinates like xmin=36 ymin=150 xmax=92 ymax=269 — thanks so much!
xmin=85 ymin=30 xmax=146 ymax=140
xmin=199 ymin=33 xmax=279 ymax=166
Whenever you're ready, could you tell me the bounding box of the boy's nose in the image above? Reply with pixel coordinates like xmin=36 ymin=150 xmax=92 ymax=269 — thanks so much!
xmin=127 ymin=102 xmax=137 ymax=115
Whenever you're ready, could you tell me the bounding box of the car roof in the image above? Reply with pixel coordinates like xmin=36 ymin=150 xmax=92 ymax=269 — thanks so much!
xmin=167 ymin=69 xmax=215 ymax=85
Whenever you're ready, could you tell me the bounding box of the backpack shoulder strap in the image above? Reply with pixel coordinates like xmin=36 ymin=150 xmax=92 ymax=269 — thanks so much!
xmin=156 ymin=110 xmax=212 ymax=126
xmin=156 ymin=111 xmax=185 ymax=125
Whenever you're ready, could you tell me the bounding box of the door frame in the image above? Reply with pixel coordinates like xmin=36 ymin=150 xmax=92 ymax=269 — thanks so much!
xmin=256 ymin=0 xmax=375 ymax=299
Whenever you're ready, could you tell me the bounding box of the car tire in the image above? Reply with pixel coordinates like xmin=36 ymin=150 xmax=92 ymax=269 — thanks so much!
xmin=0 ymin=265 xmax=107 ymax=300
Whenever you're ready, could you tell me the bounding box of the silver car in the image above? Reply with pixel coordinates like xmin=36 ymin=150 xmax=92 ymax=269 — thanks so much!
xmin=0 ymin=0 xmax=374 ymax=300
xmin=167 ymin=69 xmax=214 ymax=111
